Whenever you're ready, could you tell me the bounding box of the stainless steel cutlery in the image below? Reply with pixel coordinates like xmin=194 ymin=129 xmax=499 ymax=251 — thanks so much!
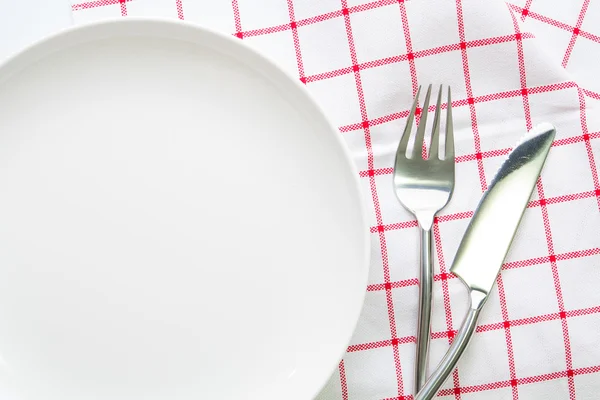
xmin=415 ymin=123 xmax=555 ymax=399
xmin=393 ymin=84 xmax=455 ymax=392
xmin=394 ymin=87 xmax=555 ymax=399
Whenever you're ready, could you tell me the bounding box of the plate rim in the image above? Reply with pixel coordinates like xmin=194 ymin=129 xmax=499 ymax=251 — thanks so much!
xmin=0 ymin=17 xmax=371 ymax=400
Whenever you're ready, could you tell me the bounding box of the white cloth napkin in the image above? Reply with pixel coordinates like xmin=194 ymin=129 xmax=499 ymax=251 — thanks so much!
xmin=65 ymin=0 xmax=600 ymax=398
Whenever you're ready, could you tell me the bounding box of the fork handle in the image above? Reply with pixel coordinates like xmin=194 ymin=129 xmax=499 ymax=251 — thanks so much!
xmin=415 ymin=226 xmax=433 ymax=392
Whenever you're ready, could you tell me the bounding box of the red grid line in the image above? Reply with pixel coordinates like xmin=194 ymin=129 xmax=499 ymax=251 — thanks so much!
xmin=477 ymin=304 xmax=600 ymax=334
xmin=582 ymin=88 xmax=600 ymax=100
xmin=442 ymin=3 xmax=475 ymax=395
xmin=229 ymin=0 xmax=409 ymax=40
xmin=577 ymin=88 xmax=600 ymax=211
xmin=339 ymin=360 xmax=349 ymax=400
xmin=233 ymin=10 xmax=342 ymax=39
xmin=508 ymin=3 xmax=600 ymax=46
xmin=455 ymin=148 xmax=511 ymax=163
xmin=553 ymin=130 xmax=600 ymax=145
xmin=397 ymin=0 xmax=418 ymax=96
xmin=231 ymin=0 xmax=243 ymax=39
xmin=517 ymin=10 xmax=575 ymax=397
xmin=305 ymin=33 xmax=534 ymax=85
xmin=503 ymin=247 xmax=600 ymax=271
xmin=286 ymin=0 xmax=306 ymax=82
xmin=72 ymin=0 xmax=132 ymax=11
xmin=230 ymin=21 xmax=290 ymax=37
xmin=508 ymin=8 xmax=532 ymax=130
xmin=175 ymin=0 xmax=184 ymax=20
xmin=370 ymin=188 xmax=599 ymax=240
xmin=432 ymin=214 xmax=456 ymax=351
xmin=365 ymin=248 xmax=598 ymax=315
xmin=436 ymin=365 xmax=600 ymax=397
xmin=350 ymin=303 xmax=600 ymax=399
xmin=520 ymin=0 xmax=534 ymax=22
xmin=501 ymin=9 xmax=532 ymax=398
xmin=348 ymin=0 xmax=401 ymax=14
xmin=578 ymin=29 xmax=600 ymax=46
xmin=339 ymin=0 xmax=404 ymax=394
xmin=562 ymin=0 xmax=590 ymax=68
xmin=385 ymin=240 xmax=598 ymax=289
xmin=456 ymin=0 xmax=486 ymax=196
xmin=436 ymin=210 xmax=474 ymax=224
xmin=352 ymin=306 xmax=598 ymax=363
xmin=342 ymin=80 xmax=576 ymax=134
xmin=368 ymin=277 xmax=419 ymax=292
xmin=536 ymin=168 xmax=576 ymax=398
xmin=495 ymin=275 xmax=519 ymax=399
xmin=359 ymin=129 xmax=599 ymax=180
xmin=349 ymin=301 xmax=600 ymax=355
xmin=348 ymin=336 xmax=415 ymax=353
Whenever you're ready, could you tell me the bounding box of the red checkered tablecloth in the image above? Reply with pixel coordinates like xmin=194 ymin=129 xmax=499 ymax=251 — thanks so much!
xmin=68 ymin=0 xmax=600 ymax=398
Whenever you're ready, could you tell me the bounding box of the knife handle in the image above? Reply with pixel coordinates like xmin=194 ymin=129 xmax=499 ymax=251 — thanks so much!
xmin=415 ymin=290 xmax=484 ymax=400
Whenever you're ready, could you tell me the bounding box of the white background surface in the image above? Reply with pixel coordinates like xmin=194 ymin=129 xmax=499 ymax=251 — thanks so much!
xmin=0 ymin=0 xmax=72 ymax=61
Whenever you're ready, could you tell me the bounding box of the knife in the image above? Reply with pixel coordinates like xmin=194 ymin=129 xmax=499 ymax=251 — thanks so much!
xmin=415 ymin=123 xmax=556 ymax=400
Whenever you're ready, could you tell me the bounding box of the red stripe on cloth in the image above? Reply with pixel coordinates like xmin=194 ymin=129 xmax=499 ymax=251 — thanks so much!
xmin=507 ymin=4 xmax=573 ymax=32
xmin=508 ymin=3 xmax=600 ymax=45
xmin=232 ymin=0 xmax=402 ymax=40
xmin=305 ymin=34 xmax=534 ymax=85
xmin=367 ymin=277 xmax=419 ymax=292
xmin=72 ymin=0 xmax=132 ymax=11
xmin=340 ymin=81 xmax=574 ymax=133
xmin=520 ymin=0 xmax=533 ymax=22
xmin=286 ymin=0 xmax=306 ymax=82
xmin=359 ymin=132 xmax=596 ymax=181
xmin=239 ymin=23 xmax=295 ymax=39
xmin=509 ymin=14 xmax=532 ymax=130
xmin=175 ymin=0 xmax=184 ymax=20
xmin=537 ymin=180 xmax=576 ymax=398
xmin=350 ymin=301 xmax=600 ymax=354
xmin=437 ymin=365 xmax=600 ymax=397
xmin=562 ymin=0 xmax=590 ymax=68
xmin=348 ymin=336 xmax=415 ymax=353
xmin=231 ymin=0 xmax=243 ymax=39
xmin=339 ymin=360 xmax=349 ymax=400
xmin=578 ymin=29 xmax=600 ymax=45
xmin=397 ymin=2 xmax=419 ymax=96
xmin=582 ymin=88 xmax=600 ymax=100
xmin=368 ymin=189 xmax=597 ymax=241
xmin=457 ymin=0 xmax=486 ymax=195
xmin=577 ymin=89 xmax=600 ymax=211
xmin=432 ymin=221 xmax=457 ymax=358
xmin=502 ymin=247 xmax=600 ymax=271
xmin=501 ymin=11 xmax=533 ymax=397
xmin=495 ymin=275 xmax=519 ymax=399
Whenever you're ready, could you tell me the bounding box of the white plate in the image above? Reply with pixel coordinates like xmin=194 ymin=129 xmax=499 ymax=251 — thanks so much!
xmin=0 ymin=19 xmax=369 ymax=400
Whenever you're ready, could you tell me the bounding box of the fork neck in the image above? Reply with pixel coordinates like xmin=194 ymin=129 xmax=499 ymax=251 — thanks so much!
xmin=415 ymin=212 xmax=434 ymax=231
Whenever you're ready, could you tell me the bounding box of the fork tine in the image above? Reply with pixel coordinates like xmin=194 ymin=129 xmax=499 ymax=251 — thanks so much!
xmin=445 ymin=86 xmax=455 ymax=160
xmin=411 ymin=84 xmax=432 ymax=159
xmin=396 ymin=86 xmax=421 ymax=157
xmin=428 ymin=85 xmax=443 ymax=159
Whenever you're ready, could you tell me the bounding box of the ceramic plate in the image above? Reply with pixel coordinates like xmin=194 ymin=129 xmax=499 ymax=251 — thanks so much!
xmin=0 ymin=19 xmax=369 ymax=400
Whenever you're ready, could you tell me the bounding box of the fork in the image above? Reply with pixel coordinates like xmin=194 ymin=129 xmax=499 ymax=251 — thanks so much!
xmin=393 ymin=84 xmax=455 ymax=393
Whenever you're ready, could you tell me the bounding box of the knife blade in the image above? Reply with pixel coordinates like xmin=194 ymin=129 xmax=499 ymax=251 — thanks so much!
xmin=415 ymin=123 xmax=556 ymax=400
